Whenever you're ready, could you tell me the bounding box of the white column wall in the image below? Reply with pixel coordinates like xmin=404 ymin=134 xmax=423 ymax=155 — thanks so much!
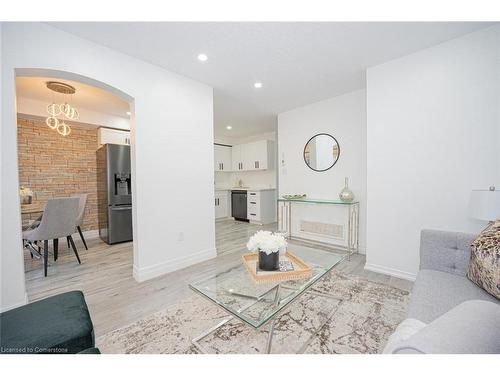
xmin=1 ymin=23 xmax=215 ymax=311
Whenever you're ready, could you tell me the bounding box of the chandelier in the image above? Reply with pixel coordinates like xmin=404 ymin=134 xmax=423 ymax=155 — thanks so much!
xmin=45 ymin=81 xmax=79 ymax=136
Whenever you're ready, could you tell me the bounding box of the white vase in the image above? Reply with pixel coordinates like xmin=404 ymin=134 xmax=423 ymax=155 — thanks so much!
xmin=339 ymin=177 xmax=354 ymax=202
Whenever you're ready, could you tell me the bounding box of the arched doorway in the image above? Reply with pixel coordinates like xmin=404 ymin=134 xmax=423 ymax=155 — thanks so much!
xmin=15 ymin=68 xmax=138 ymax=295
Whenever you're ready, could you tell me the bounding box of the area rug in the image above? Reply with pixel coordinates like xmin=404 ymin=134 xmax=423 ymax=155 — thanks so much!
xmin=97 ymin=272 xmax=410 ymax=354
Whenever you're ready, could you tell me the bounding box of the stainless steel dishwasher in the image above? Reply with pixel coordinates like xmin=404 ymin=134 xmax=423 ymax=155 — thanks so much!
xmin=231 ymin=190 xmax=248 ymax=222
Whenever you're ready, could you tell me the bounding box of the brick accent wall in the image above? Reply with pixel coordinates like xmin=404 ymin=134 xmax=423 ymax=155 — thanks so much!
xmin=17 ymin=116 xmax=99 ymax=231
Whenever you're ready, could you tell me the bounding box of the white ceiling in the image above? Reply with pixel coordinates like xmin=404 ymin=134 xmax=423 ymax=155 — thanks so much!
xmin=50 ymin=22 xmax=495 ymax=138
xmin=16 ymin=76 xmax=130 ymax=118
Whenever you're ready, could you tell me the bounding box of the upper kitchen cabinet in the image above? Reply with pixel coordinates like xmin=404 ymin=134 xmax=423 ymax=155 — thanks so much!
xmin=231 ymin=144 xmax=244 ymax=171
xmin=245 ymin=140 xmax=275 ymax=170
xmin=98 ymin=127 xmax=131 ymax=147
xmin=214 ymin=144 xmax=232 ymax=172
xmin=231 ymin=140 xmax=275 ymax=171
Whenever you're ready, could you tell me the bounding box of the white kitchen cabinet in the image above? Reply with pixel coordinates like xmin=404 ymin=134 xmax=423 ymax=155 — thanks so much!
xmin=247 ymin=189 xmax=276 ymax=224
xmin=231 ymin=144 xmax=245 ymax=171
xmin=231 ymin=140 xmax=275 ymax=171
xmin=244 ymin=140 xmax=274 ymax=170
xmin=214 ymin=144 xmax=232 ymax=172
xmin=214 ymin=190 xmax=230 ymax=219
xmin=98 ymin=127 xmax=131 ymax=146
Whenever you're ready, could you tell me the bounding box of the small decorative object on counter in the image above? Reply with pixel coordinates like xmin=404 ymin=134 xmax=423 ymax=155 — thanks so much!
xmin=20 ymin=186 xmax=33 ymax=204
xmin=339 ymin=177 xmax=354 ymax=202
xmin=246 ymin=230 xmax=287 ymax=271
xmin=282 ymin=193 xmax=307 ymax=200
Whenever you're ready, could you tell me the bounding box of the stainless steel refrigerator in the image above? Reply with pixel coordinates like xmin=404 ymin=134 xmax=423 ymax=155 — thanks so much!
xmin=97 ymin=144 xmax=133 ymax=244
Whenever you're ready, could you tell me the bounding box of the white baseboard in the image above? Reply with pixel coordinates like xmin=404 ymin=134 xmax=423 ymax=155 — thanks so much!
xmin=0 ymin=292 xmax=28 ymax=313
xmin=364 ymin=262 xmax=417 ymax=282
xmin=133 ymin=247 xmax=217 ymax=283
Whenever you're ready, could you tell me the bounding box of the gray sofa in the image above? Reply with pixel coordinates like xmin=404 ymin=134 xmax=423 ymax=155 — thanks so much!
xmin=385 ymin=229 xmax=500 ymax=354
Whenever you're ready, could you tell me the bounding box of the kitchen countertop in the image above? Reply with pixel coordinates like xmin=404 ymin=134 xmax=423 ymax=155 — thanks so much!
xmin=215 ymin=187 xmax=276 ymax=192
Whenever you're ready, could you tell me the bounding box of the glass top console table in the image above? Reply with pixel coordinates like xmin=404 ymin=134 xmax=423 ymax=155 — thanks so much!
xmin=277 ymin=198 xmax=360 ymax=258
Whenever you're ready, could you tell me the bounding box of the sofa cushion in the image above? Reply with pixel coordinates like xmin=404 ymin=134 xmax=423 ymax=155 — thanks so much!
xmin=393 ymin=300 xmax=500 ymax=354
xmin=408 ymin=269 xmax=499 ymax=323
xmin=467 ymin=220 xmax=500 ymax=299
xmin=0 ymin=291 xmax=94 ymax=354
xmin=383 ymin=318 xmax=427 ymax=354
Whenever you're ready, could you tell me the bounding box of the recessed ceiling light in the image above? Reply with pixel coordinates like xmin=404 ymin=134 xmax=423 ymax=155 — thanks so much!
xmin=226 ymin=125 xmax=232 ymax=130
xmin=197 ymin=53 xmax=208 ymax=62
xmin=126 ymin=111 xmax=131 ymax=116
xmin=254 ymin=82 xmax=263 ymax=89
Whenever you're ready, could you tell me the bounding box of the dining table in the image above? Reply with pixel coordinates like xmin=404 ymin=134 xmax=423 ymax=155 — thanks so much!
xmin=21 ymin=202 xmax=45 ymax=259
xmin=21 ymin=202 xmax=45 ymax=216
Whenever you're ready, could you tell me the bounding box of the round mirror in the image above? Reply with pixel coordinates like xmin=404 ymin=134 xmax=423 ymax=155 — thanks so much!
xmin=303 ymin=133 xmax=340 ymax=172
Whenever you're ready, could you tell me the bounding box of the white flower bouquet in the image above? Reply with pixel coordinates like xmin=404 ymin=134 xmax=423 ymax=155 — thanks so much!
xmin=246 ymin=230 xmax=287 ymax=255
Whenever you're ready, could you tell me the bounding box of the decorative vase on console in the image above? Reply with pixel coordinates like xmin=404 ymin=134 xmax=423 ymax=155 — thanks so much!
xmin=339 ymin=177 xmax=354 ymax=202
xmin=246 ymin=230 xmax=287 ymax=271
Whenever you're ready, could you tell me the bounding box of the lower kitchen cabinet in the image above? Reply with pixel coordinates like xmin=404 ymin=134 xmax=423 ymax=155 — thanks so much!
xmin=247 ymin=189 xmax=276 ymax=224
xmin=214 ymin=190 xmax=230 ymax=219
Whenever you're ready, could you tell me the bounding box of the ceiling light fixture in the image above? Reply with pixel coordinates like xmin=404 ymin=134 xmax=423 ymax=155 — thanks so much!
xmin=45 ymin=81 xmax=78 ymax=137
xmin=226 ymin=125 xmax=232 ymax=130
xmin=197 ymin=53 xmax=208 ymax=62
xmin=254 ymin=82 xmax=263 ymax=89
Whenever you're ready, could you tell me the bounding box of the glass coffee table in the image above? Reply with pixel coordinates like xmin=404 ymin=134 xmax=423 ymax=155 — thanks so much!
xmin=189 ymin=245 xmax=345 ymax=353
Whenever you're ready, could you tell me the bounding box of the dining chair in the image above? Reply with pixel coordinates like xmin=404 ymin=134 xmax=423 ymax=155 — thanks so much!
xmin=22 ymin=197 xmax=80 ymax=277
xmin=75 ymin=194 xmax=88 ymax=250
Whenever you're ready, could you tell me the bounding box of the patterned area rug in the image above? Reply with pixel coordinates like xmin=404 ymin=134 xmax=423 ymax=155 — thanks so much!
xmin=97 ymin=272 xmax=410 ymax=354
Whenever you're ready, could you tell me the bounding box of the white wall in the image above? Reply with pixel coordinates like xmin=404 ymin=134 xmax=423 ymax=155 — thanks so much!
xmin=366 ymin=25 xmax=500 ymax=280
xmin=278 ymin=89 xmax=367 ymax=252
xmin=1 ymin=23 xmax=215 ymax=311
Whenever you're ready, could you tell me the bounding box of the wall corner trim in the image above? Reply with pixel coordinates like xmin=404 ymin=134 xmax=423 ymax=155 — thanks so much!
xmin=132 ymin=247 xmax=217 ymax=283
xmin=0 ymin=292 xmax=28 ymax=313
xmin=364 ymin=262 xmax=417 ymax=282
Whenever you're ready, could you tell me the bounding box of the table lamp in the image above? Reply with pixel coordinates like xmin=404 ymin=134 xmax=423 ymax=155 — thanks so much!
xmin=469 ymin=186 xmax=500 ymax=224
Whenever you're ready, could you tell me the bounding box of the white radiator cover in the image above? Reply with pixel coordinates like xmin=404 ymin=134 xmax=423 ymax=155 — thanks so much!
xmin=299 ymin=220 xmax=344 ymax=239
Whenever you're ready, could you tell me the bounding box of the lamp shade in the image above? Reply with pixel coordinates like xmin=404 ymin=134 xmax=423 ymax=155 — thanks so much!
xmin=469 ymin=189 xmax=500 ymax=221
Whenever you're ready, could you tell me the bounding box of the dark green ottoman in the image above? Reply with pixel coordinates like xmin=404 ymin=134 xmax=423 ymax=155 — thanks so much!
xmin=78 ymin=347 xmax=101 ymax=354
xmin=0 ymin=291 xmax=95 ymax=354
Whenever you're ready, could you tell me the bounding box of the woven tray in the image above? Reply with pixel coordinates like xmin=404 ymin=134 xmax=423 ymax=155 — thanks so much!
xmin=242 ymin=251 xmax=312 ymax=283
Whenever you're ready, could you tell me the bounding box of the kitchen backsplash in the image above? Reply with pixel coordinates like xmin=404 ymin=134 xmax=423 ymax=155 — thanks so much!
xmin=215 ymin=169 xmax=276 ymax=189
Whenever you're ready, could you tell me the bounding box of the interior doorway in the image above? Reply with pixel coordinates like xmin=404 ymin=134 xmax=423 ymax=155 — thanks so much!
xmin=15 ymin=69 xmax=137 ymax=298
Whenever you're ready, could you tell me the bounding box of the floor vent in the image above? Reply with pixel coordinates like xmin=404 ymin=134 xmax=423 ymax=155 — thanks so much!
xmin=299 ymin=220 xmax=344 ymax=239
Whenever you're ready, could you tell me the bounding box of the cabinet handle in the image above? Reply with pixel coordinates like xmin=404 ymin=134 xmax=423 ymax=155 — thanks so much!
xmin=257 ymin=161 xmax=259 ymax=169
xmin=221 ymin=163 xmax=224 ymax=171
xmin=250 ymin=213 xmax=256 ymax=216
xmin=250 ymin=202 xmax=256 ymax=204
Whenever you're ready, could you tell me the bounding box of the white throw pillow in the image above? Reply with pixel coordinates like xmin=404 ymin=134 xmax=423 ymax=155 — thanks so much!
xmin=383 ymin=318 xmax=427 ymax=354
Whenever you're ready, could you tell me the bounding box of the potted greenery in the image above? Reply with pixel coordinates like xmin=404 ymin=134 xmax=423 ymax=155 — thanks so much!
xmin=246 ymin=231 xmax=287 ymax=271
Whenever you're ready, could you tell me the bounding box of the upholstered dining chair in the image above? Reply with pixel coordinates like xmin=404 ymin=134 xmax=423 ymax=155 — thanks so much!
xmin=22 ymin=197 xmax=81 ymax=277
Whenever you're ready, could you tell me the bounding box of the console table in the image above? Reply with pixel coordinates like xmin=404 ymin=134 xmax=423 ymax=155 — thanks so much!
xmin=277 ymin=198 xmax=360 ymax=258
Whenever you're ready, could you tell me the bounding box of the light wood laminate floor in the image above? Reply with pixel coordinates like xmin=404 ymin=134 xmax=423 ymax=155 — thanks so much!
xmin=24 ymin=219 xmax=413 ymax=336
